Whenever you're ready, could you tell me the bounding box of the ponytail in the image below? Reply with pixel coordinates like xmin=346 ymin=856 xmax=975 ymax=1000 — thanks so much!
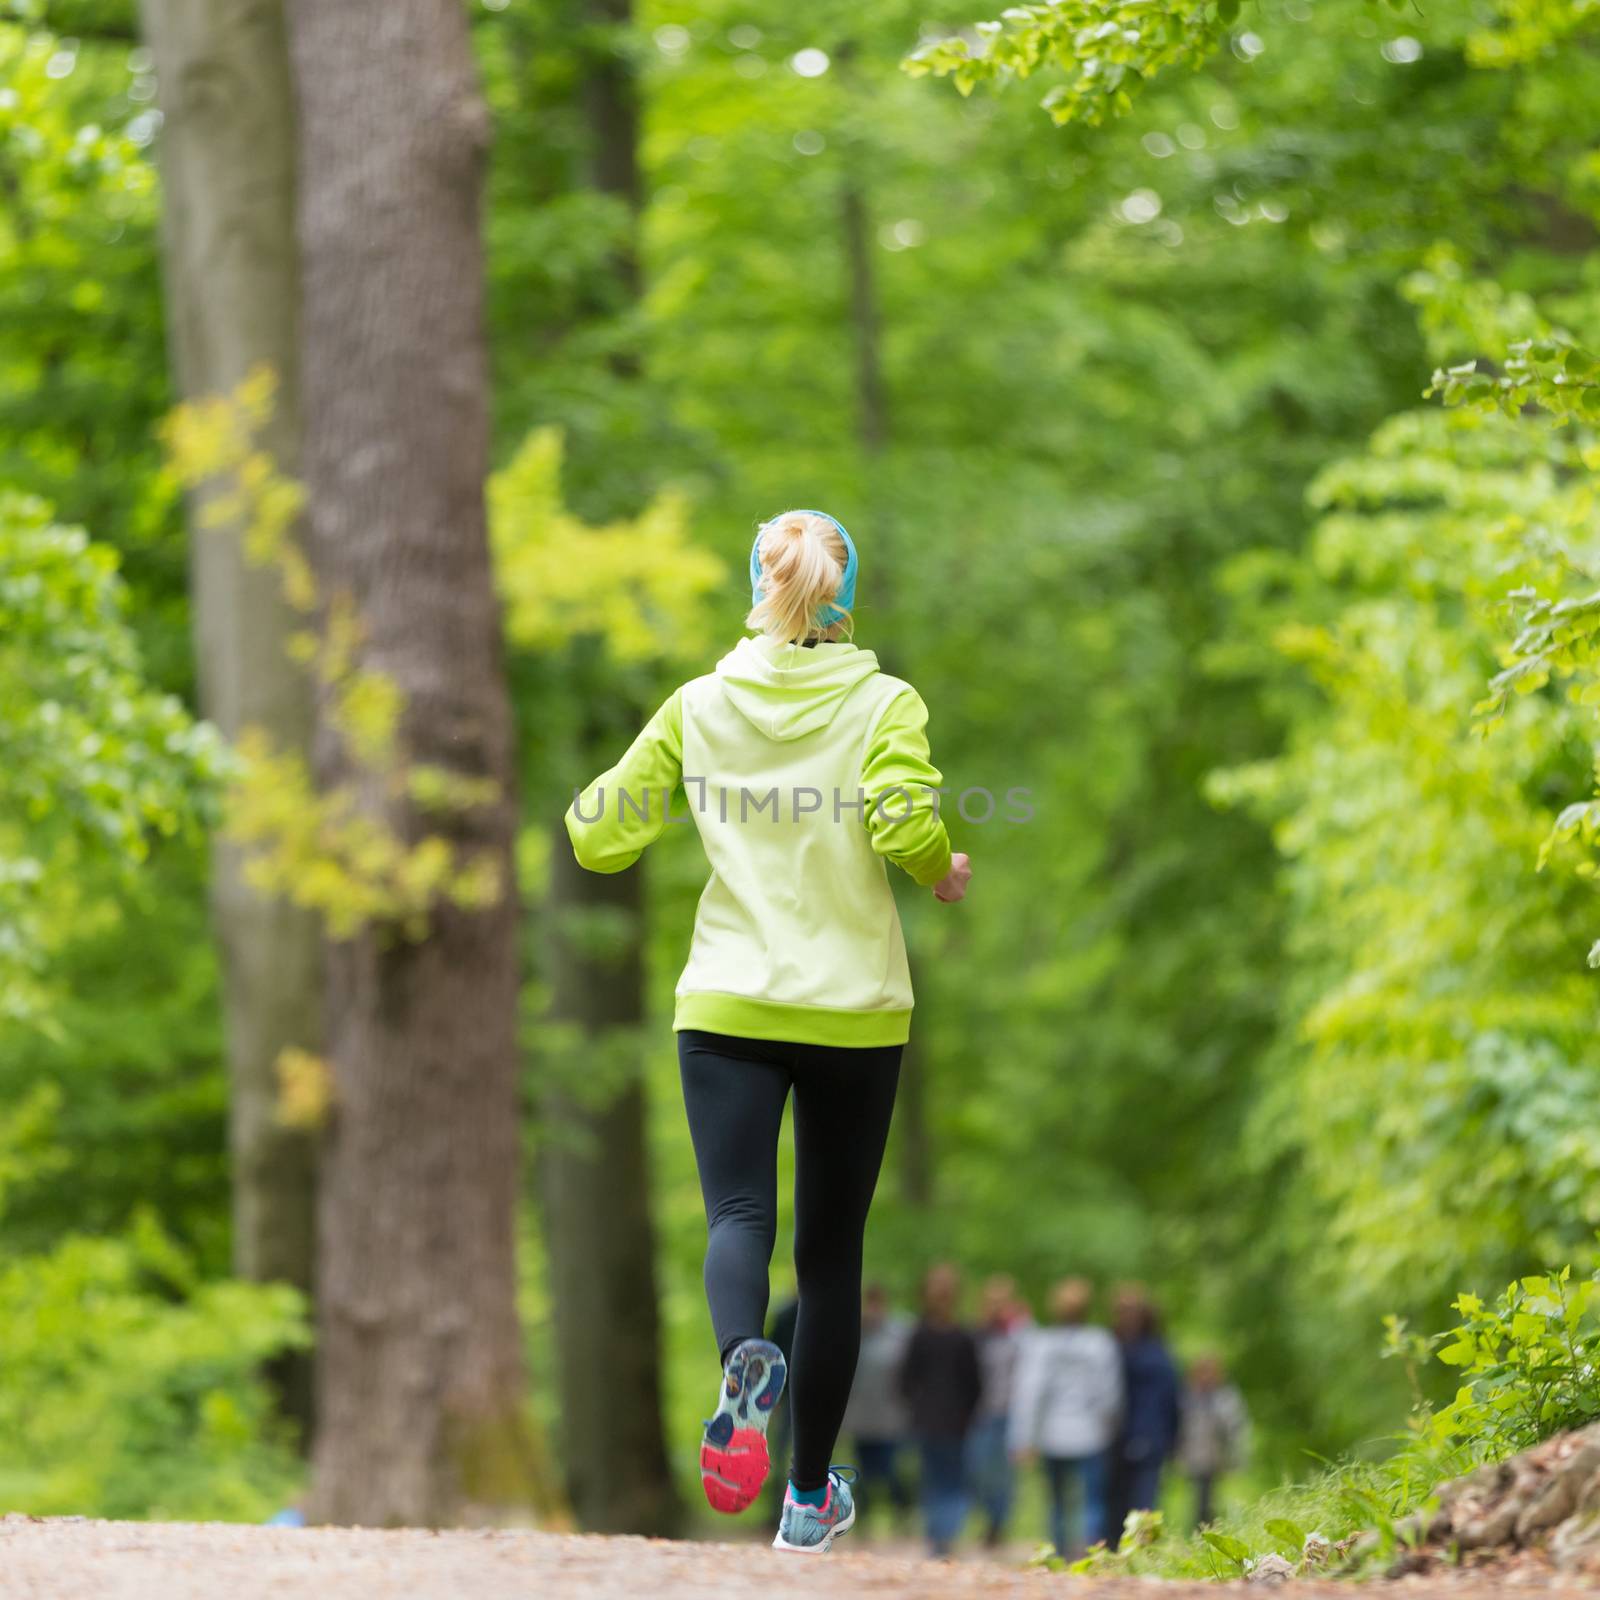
xmin=746 ymin=511 xmax=852 ymax=643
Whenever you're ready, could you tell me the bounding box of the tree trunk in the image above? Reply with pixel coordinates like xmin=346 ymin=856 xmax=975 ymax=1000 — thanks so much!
xmin=840 ymin=161 xmax=938 ymax=1209
xmin=841 ymin=181 xmax=888 ymax=455
xmin=286 ymin=0 xmax=534 ymax=1527
xmin=581 ymin=0 xmax=642 ymax=299
xmin=534 ymin=0 xmax=682 ymax=1536
xmin=139 ymin=0 xmax=319 ymax=1433
xmin=540 ymin=848 xmax=680 ymax=1534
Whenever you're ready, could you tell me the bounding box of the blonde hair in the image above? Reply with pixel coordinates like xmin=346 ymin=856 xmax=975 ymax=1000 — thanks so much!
xmin=745 ymin=510 xmax=852 ymax=643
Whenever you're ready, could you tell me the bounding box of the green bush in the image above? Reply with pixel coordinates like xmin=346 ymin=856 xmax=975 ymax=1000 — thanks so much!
xmin=1426 ymin=1267 xmax=1600 ymax=1456
xmin=0 ymin=1095 xmax=308 ymax=1521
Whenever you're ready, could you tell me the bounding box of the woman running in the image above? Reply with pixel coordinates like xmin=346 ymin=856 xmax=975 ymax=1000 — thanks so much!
xmin=566 ymin=509 xmax=970 ymax=1553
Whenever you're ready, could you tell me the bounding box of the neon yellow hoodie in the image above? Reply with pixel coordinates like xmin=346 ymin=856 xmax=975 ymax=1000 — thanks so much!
xmin=565 ymin=636 xmax=952 ymax=1046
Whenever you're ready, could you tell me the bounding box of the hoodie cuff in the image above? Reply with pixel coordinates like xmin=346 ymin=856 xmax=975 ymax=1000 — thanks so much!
xmin=903 ymin=834 xmax=954 ymax=888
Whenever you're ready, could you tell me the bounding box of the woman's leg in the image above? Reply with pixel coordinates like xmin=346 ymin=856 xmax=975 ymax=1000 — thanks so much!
xmin=677 ymin=1032 xmax=791 ymax=1361
xmin=786 ymin=1040 xmax=901 ymax=1490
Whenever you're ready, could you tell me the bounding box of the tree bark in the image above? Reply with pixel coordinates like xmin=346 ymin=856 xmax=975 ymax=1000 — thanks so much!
xmin=139 ymin=0 xmax=319 ymax=1433
xmin=533 ymin=0 xmax=682 ymax=1536
xmin=285 ymin=0 xmax=534 ymax=1526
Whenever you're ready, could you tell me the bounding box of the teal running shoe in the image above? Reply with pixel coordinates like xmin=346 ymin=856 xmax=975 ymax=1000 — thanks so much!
xmin=699 ymin=1337 xmax=787 ymax=1514
xmin=772 ymin=1467 xmax=857 ymax=1554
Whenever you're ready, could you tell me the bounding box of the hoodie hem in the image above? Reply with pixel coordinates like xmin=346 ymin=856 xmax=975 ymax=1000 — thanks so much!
xmin=674 ymin=991 xmax=911 ymax=1048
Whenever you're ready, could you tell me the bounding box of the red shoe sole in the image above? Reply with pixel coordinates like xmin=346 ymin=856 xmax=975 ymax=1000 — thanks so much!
xmin=700 ymin=1426 xmax=770 ymax=1514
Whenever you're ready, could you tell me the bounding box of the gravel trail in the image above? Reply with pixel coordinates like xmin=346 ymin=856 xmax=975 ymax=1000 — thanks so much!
xmin=3 ymin=1518 xmax=1598 ymax=1599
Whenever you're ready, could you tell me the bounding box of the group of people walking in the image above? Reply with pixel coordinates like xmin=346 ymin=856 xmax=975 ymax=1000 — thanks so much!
xmin=840 ymin=1267 xmax=1248 ymax=1558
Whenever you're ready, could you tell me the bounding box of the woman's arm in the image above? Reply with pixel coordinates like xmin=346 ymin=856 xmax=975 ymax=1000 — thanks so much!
xmin=564 ymin=689 xmax=685 ymax=873
xmin=862 ymin=689 xmax=955 ymax=888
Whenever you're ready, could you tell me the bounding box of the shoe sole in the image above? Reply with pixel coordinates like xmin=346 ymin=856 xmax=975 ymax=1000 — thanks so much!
xmin=772 ymin=1502 xmax=856 ymax=1553
xmin=700 ymin=1339 xmax=786 ymax=1515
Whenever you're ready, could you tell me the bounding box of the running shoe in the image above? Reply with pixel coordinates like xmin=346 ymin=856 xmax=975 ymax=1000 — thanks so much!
xmin=772 ymin=1467 xmax=857 ymax=1553
xmin=698 ymin=1337 xmax=787 ymax=1514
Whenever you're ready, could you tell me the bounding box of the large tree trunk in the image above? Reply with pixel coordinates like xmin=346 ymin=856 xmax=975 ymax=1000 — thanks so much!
xmin=286 ymin=0 xmax=534 ymax=1526
xmin=535 ymin=0 xmax=682 ymax=1536
xmin=140 ymin=0 xmax=319 ymax=1432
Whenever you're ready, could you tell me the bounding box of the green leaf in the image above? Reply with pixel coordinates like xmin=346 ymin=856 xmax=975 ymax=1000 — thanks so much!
xmin=1265 ymin=1517 xmax=1307 ymax=1551
xmin=1202 ymin=1529 xmax=1253 ymax=1566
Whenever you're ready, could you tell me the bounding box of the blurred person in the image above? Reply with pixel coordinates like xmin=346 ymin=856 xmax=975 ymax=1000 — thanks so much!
xmin=968 ymin=1273 xmax=1031 ymax=1547
xmin=1179 ymin=1353 xmax=1250 ymax=1527
xmin=842 ymin=1283 xmax=913 ymax=1529
xmin=1104 ymin=1284 xmax=1183 ymax=1546
xmin=899 ymin=1263 xmax=983 ymax=1557
xmin=1008 ymin=1277 xmax=1122 ymax=1558
xmin=568 ymin=509 xmax=970 ymax=1556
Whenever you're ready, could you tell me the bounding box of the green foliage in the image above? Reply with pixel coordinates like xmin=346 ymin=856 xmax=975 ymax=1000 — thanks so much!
xmin=0 ymin=493 xmax=220 ymax=1022
xmin=0 ymin=479 xmax=268 ymax=1512
xmin=1041 ymin=1463 xmax=1393 ymax=1579
xmin=1429 ymin=338 xmax=1600 ymax=425
xmin=1410 ymin=262 xmax=1600 ymax=972
xmin=0 ymin=844 xmax=229 ymax=1266
xmin=1213 ymin=406 xmax=1600 ymax=1310
xmin=1430 ymin=1268 xmax=1600 ymax=1454
xmin=904 ymin=0 xmax=1600 ymax=129
xmin=1467 ymin=0 xmax=1600 ymax=66
xmin=162 ymin=371 xmax=506 ymax=941
xmin=225 ymin=730 xmax=502 ymax=942
xmin=6 ymin=0 xmax=1600 ymax=1527
xmin=0 ymin=13 xmax=179 ymax=679
xmin=1091 ymin=1263 xmax=1600 ymax=1581
xmin=491 ymin=427 xmax=725 ymax=667
xmin=0 ymin=1097 xmax=306 ymax=1520
xmin=905 ymin=0 xmax=1226 ymax=126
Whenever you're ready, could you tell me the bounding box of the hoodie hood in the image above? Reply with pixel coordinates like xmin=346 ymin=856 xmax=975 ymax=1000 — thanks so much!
xmin=714 ymin=635 xmax=881 ymax=742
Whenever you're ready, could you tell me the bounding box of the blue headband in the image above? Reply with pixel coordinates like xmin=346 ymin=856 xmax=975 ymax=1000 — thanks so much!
xmin=749 ymin=510 xmax=858 ymax=631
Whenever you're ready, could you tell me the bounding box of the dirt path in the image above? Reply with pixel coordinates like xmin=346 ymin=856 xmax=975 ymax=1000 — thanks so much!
xmin=2 ymin=1518 xmax=1598 ymax=1599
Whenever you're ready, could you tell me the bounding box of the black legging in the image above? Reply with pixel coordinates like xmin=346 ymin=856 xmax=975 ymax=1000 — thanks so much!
xmin=678 ymin=1029 xmax=901 ymax=1492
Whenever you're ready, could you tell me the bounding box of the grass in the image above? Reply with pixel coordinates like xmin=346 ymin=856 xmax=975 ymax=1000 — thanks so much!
xmin=1035 ymin=1428 xmax=1481 ymax=1583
